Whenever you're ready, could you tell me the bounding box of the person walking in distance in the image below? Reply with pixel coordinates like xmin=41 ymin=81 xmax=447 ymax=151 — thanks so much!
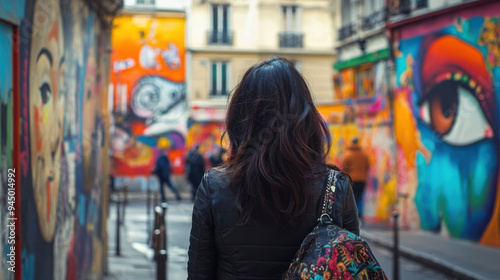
xmin=185 ymin=144 xmax=206 ymax=201
xmin=153 ymin=146 xmax=181 ymax=202
xmin=209 ymin=145 xmax=224 ymax=168
xmin=187 ymin=57 xmax=359 ymax=279
xmin=342 ymin=138 xmax=370 ymax=220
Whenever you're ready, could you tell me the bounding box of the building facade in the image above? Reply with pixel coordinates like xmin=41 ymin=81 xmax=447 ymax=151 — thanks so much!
xmin=323 ymin=0 xmax=397 ymax=224
xmin=388 ymin=0 xmax=500 ymax=246
xmin=187 ymin=0 xmax=337 ymax=157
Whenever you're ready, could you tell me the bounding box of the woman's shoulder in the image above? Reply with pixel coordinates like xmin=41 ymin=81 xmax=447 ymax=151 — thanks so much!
xmin=201 ymin=167 xmax=232 ymax=189
xmin=325 ymin=167 xmax=351 ymax=192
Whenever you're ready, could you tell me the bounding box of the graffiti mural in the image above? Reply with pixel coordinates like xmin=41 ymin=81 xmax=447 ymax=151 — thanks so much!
xmin=393 ymin=2 xmax=500 ymax=245
xmin=319 ymin=60 xmax=396 ymax=222
xmin=187 ymin=121 xmax=226 ymax=153
xmin=17 ymin=0 xmax=114 ymax=279
xmin=111 ymin=15 xmax=187 ymax=176
xmin=0 ymin=21 xmax=14 ymax=280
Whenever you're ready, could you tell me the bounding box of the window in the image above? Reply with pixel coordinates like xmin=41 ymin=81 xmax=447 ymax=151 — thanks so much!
xmin=209 ymin=4 xmax=232 ymax=45
xmin=357 ymin=64 xmax=374 ymax=97
xmin=280 ymin=5 xmax=303 ymax=48
xmin=414 ymin=0 xmax=427 ymax=9
xmin=364 ymin=0 xmax=374 ymax=17
xmin=335 ymin=64 xmax=375 ymax=100
xmin=281 ymin=5 xmax=300 ymax=33
xmin=339 ymin=0 xmax=355 ymax=40
xmin=396 ymin=0 xmax=427 ymax=14
xmin=361 ymin=0 xmax=386 ymax=30
xmin=341 ymin=0 xmax=352 ymax=26
xmin=210 ymin=61 xmax=229 ymax=97
xmin=137 ymin=0 xmax=155 ymax=5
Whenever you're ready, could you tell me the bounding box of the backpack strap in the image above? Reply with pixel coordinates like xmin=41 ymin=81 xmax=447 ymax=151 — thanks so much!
xmin=318 ymin=169 xmax=338 ymax=224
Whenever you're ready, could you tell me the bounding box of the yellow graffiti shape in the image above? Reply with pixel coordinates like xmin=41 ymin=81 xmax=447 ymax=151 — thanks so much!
xmin=399 ymin=54 xmax=414 ymax=87
xmin=481 ymin=167 xmax=500 ymax=247
xmin=375 ymin=177 xmax=397 ymax=220
xmin=478 ymin=17 xmax=500 ymax=68
xmin=393 ymin=90 xmax=419 ymax=168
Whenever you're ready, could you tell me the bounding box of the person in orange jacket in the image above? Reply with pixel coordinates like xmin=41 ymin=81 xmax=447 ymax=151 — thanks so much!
xmin=342 ymin=138 xmax=370 ymax=219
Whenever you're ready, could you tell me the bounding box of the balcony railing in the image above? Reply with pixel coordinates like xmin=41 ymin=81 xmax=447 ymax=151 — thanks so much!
xmin=392 ymin=0 xmax=428 ymax=15
xmin=416 ymin=0 xmax=428 ymax=9
xmin=207 ymin=31 xmax=233 ymax=45
xmin=279 ymin=32 xmax=303 ymax=48
xmin=362 ymin=9 xmax=388 ymax=30
xmin=338 ymin=23 xmax=356 ymax=41
xmin=209 ymin=90 xmax=230 ymax=97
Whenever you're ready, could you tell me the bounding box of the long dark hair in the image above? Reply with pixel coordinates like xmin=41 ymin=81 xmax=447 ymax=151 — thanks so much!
xmin=222 ymin=57 xmax=332 ymax=225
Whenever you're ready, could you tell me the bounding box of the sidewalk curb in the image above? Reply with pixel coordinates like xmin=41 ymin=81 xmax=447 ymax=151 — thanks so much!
xmin=360 ymin=230 xmax=482 ymax=280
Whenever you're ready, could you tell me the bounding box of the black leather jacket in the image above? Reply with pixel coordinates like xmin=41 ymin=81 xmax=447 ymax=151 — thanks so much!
xmin=188 ymin=167 xmax=359 ymax=280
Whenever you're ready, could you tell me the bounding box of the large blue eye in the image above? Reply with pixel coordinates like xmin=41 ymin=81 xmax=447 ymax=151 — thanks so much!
xmin=39 ymin=82 xmax=51 ymax=105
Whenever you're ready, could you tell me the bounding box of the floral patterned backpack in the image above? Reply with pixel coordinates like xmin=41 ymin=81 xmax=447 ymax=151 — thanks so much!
xmin=285 ymin=170 xmax=388 ymax=280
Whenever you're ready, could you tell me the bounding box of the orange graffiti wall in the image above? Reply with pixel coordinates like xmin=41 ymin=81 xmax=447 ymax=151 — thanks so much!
xmin=110 ymin=15 xmax=187 ymax=176
xmin=320 ymin=60 xmax=397 ymax=222
xmin=186 ymin=121 xmax=226 ymax=162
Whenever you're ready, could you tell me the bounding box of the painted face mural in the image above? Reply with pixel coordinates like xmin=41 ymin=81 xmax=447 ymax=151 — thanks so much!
xmin=29 ymin=0 xmax=65 ymax=242
xmin=394 ymin=13 xmax=500 ymax=242
xmin=83 ymin=47 xmax=98 ymax=192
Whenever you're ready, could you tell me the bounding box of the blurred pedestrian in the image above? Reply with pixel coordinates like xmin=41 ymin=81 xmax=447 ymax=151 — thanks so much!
xmin=153 ymin=147 xmax=181 ymax=202
xmin=185 ymin=144 xmax=206 ymax=201
xmin=188 ymin=57 xmax=358 ymax=279
xmin=209 ymin=145 xmax=224 ymax=168
xmin=341 ymin=138 xmax=370 ymax=219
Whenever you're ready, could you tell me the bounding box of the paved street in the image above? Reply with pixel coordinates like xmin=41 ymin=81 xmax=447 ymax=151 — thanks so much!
xmin=107 ymin=199 xmax=464 ymax=280
xmin=367 ymin=241 xmax=453 ymax=280
xmin=107 ymin=199 xmax=193 ymax=279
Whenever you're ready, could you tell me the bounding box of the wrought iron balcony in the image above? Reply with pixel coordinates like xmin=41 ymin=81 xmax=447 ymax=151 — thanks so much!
xmin=207 ymin=31 xmax=233 ymax=45
xmin=209 ymin=90 xmax=230 ymax=97
xmin=279 ymin=32 xmax=303 ymax=48
xmin=416 ymin=0 xmax=428 ymax=9
xmin=362 ymin=9 xmax=388 ymax=30
xmin=338 ymin=23 xmax=356 ymax=41
xmin=393 ymin=0 xmax=427 ymax=15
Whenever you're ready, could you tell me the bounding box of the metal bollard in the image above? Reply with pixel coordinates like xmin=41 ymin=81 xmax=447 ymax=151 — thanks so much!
xmin=392 ymin=211 xmax=400 ymax=280
xmin=153 ymin=206 xmax=163 ymax=260
xmin=160 ymin=203 xmax=168 ymax=279
xmin=151 ymin=203 xmax=169 ymax=280
xmin=154 ymin=192 xmax=159 ymax=210
xmin=121 ymin=195 xmax=126 ymax=226
xmin=157 ymin=249 xmax=167 ymax=280
xmin=147 ymin=177 xmax=151 ymax=243
xmin=116 ymin=200 xmax=121 ymax=256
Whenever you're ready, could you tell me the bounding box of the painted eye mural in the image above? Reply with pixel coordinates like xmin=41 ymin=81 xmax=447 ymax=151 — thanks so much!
xmin=131 ymin=75 xmax=186 ymax=123
xmin=394 ymin=9 xmax=500 ymax=244
xmin=413 ymin=34 xmax=498 ymax=241
xmin=416 ymin=35 xmax=495 ymax=146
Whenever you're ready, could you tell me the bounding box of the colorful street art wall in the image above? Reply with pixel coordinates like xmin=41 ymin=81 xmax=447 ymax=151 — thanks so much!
xmin=319 ymin=60 xmax=397 ymax=222
xmin=13 ymin=0 xmax=114 ymax=278
xmin=186 ymin=120 xmax=226 ymax=162
xmin=110 ymin=15 xmax=187 ymax=176
xmin=392 ymin=2 xmax=500 ymax=245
